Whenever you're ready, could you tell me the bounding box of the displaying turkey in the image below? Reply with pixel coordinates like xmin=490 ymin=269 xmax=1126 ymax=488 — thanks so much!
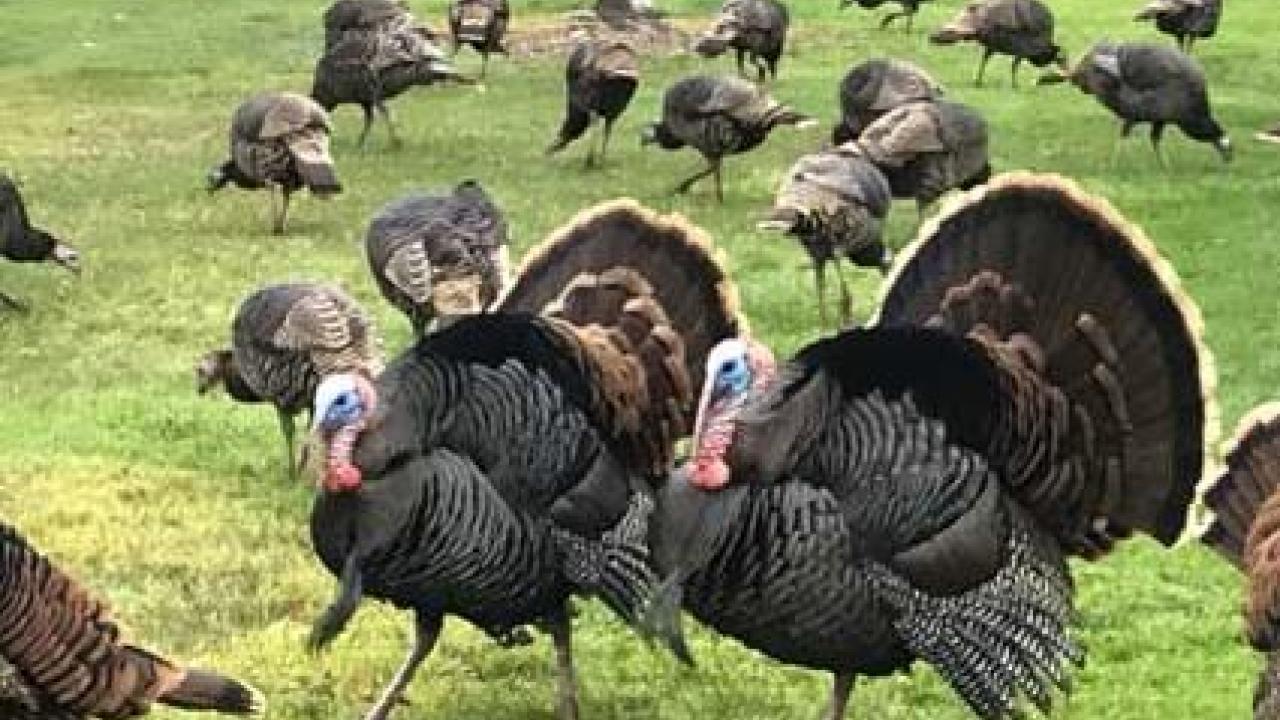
xmin=365 ymin=180 xmax=510 ymax=334
xmin=546 ymin=36 xmax=640 ymax=168
xmin=0 ymin=173 xmax=79 ymax=312
xmin=0 ymin=520 xmax=263 ymax=719
xmin=930 ymin=0 xmax=1064 ymax=87
xmin=832 ymin=58 xmax=943 ymax=144
xmin=197 ymin=282 xmax=383 ymax=479
xmin=305 ymin=200 xmax=741 ymax=720
xmin=207 ymin=92 xmax=342 ymax=235
xmin=1037 ymin=41 xmax=1232 ymax=164
xmin=312 ymin=22 xmax=467 ymax=149
xmin=855 ymin=98 xmax=991 ymax=216
xmin=642 ymin=75 xmax=816 ymax=202
xmin=757 ymin=144 xmax=892 ymax=328
xmin=1135 ymin=0 xmax=1222 ymax=53
xmin=840 ymin=0 xmax=933 ymax=32
xmin=323 ymin=0 xmax=424 ymax=48
xmin=448 ymin=0 xmax=509 ymax=79
xmin=645 ymin=172 xmax=1215 ymax=720
xmin=692 ymin=0 xmax=790 ymax=82
xmin=1201 ymin=404 xmax=1280 ymax=720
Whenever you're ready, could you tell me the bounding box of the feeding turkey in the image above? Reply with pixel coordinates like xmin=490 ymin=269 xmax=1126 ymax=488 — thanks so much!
xmin=546 ymin=35 xmax=640 ymax=168
xmin=832 ymin=58 xmax=943 ymax=144
xmin=305 ymin=200 xmax=741 ymax=720
xmin=646 ymin=173 xmax=1216 ymax=720
xmin=692 ymin=0 xmax=790 ymax=82
xmin=0 ymin=173 xmax=79 ymax=312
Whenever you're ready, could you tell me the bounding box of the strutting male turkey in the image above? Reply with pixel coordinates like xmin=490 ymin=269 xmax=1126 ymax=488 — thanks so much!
xmin=546 ymin=35 xmax=640 ymax=168
xmin=312 ymin=13 xmax=467 ymax=149
xmin=206 ymin=92 xmax=342 ymax=234
xmin=0 ymin=520 xmax=262 ymax=719
xmin=448 ymin=0 xmax=510 ymax=80
xmin=365 ymin=179 xmax=511 ymax=334
xmin=1201 ymin=405 xmax=1280 ymax=720
xmin=930 ymin=0 xmax=1065 ymax=87
xmin=196 ymin=282 xmax=383 ymax=479
xmin=1135 ymin=0 xmax=1222 ymax=53
xmin=758 ymin=143 xmax=892 ymax=328
xmin=840 ymin=0 xmax=934 ymax=32
xmin=854 ymin=98 xmax=991 ymax=217
xmin=692 ymin=0 xmax=790 ymax=82
xmin=305 ymin=200 xmax=741 ymax=720
xmin=1038 ymin=41 xmax=1232 ymax=165
xmin=642 ymin=74 xmax=816 ymax=202
xmin=645 ymin=173 xmax=1216 ymax=719
xmin=0 ymin=173 xmax=79 ymax=312
xmin=832 ymin=58 xmax=943 ymax=145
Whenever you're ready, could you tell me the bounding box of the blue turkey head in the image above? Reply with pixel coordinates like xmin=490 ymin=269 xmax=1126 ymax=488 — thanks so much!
xmin=313 ymin=373 xmax=369 ymax=433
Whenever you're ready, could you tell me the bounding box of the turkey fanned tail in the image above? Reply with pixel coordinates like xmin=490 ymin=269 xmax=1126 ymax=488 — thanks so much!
xmin=877 ymin=171 xmax=1217 ymax=555
xmin=872 ymin=507 xmax=1081 ymax=719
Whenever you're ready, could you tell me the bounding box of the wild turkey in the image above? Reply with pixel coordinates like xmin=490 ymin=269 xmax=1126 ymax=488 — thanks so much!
xmin=0 ymin=520 xmax=262 ymax=719
xmin=196 ymin=282 xmax=383 ymax=479
xmin=757 ymin=144 xmax=892 ymax=328
xmin=545 ymin=36 xmax=640 ymax=168
xmin=312 ymin=23 xmax=467 ymax=149
xmin=0 ymin=173 xmax=79 ymax=312
xmin=365 ymin=180 xmax=510 ymax=334
xmin=324 ymin=0 xmax=424 ymax=48
xmin=1135 ymin=0 xmax=1222 ymax=53
xmin=929 ymin=0 xmax=1064 ymax=87
xmin=855 ymin=98 xmax=991 ymax=216
xmin=832 ymin=58 xmax=943 ymax=144
xmin=305 ymin=200 xmax=741 ymax=720
xmin=1201 ymin=405 xmax=1280 ymax=720
xmin=1037 ymin=42 xmax=1232 ymax=164
xmin=839 ymin=0 xmax=933 ymax=32
xmin=641 ymin=74 xmax=816 ymax=202
xmin=448 ymin=0 xmax=509 ymax=79
xmin=206 ymin=92 xmax=342 ymax=235
xmin=645 ymin=172 xmax=1215 ymax=720
xmin=692 ymin=0 xmax=789 ymax=82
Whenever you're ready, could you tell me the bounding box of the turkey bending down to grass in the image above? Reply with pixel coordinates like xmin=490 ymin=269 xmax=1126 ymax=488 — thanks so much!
xmin=832 ymin=57 xmax=943 ymax=144
xmin=840 ymin=0 xmax=934 ymax=32
xmin=1134 ymin=0 xmax=1222 ymax=53
xmin=758 ymin=143 xmax=893 ymax=328
xmin=645 ymin=172 xmax=1216 ymax=720
xmin=642 ymin=74 xmax=817 ymax=202
xmin=364 ymin=179 xmax=511 ymax=334
xmin=546 ymin=35 xmax=640 ymax=168
xmin=0 ymin=519 xmax=263 ymax=719
xmin=0 ymin=173 xmax=79 ymax=312
xmin=692 ymin=0 xmax=790 ymax=82
xmin=196 ymin=282 xmax=384 ymax=480
xmin=207 ymin=92 xmax=342 ymax=235
xmin=304 ymin=199 xmax=742 ymax=720
xmin=929 ymin=0 xmax=1065 ymax=87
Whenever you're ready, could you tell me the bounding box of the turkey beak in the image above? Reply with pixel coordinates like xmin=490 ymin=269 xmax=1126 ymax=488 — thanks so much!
xmin=51 ymin=242 xmax=80 ymax=275
xmin=1216 ymin=137 xmax=1233 ymax=163
xmin=757 ymin=207 xmax=801 ymax=234
xmin=1036 ymin=70 xmax=1068 ymax=86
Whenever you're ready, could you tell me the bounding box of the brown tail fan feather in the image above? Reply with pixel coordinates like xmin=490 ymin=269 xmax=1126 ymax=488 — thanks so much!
xmin=0 ymin=522 xmax=263 ymax=717
xmin=874 ymin=172 xmax=1218 ymax=557
xmin=497 ymin=198 xmax=743 ymax=395
xmin=1201 ymin=403 xmax=1280 ymax=650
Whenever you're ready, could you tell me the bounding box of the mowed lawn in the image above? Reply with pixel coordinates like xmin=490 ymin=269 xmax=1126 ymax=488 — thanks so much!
xmin=0 ymin=0 xmax=1275 ymax=717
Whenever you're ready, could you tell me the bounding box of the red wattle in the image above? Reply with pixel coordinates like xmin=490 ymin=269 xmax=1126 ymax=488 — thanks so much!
xmin=325 ymin=462 xmax=363 ymax=493
xmin=689 ymin=458 xmax=730 ymax=491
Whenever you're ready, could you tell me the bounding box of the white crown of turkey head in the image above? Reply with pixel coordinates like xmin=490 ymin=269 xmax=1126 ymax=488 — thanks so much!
xmin=313 ymin=372 xmax=365 ymax=432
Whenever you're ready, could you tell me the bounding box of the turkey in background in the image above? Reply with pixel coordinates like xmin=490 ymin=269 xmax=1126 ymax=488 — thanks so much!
xmin=305 ymin=199 xmax=741 ymax=720
xmin=840 ymin=0 xmax=934 ymax=32
xmin=206 ymin=92 xmax=342 ymax=235
xmin=365 ymin=179 xmax=511 ymax=335
xmin=692 ymin=0 xmax=790 ymax=82
xmin=646 ymin=173 xmax=1216 ymax=720
xmin=196 ymin=282 xmax=383 ymax=480
xmin=831 ymin=57 xmax=943 ymax=145
xmin=0 ymin=173 xmax=79 ymax=312
xmin=1134 ymin=0 xmax=1222 ymax=53
xmin=546 ymin=34 xmax=641 ymax=169
xmin=448 ymin=0 xmax=509 ymax=80
xmin=930 ymin=0 xmax=1065 ymax=87
xmin=0 ymin=520 xmax=262 ymax=719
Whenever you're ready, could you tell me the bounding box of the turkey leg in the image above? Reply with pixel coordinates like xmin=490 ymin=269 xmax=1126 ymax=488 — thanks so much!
xmin=673 ymin=162 xmax=717 ymax=196
xmin=377 ymin=102 xmax=402 ymax=148
xmin=813 ymin=258 xmax=829 ymax=328
xmin=357 ymin=105 xmax=376 ymax=149
xmin=878 ymin=10 xmax=905 ymax=29
xmin=821 ymin=673 xmax=856 ymax=720
xmin=361 ymin=613 xmax=443 ymax=720
xmin=974 ymin=48 xmax=994 ymax=86
xmin=1150 ymin=121 xmax=1168 ymax=169
xmin=276 ymin=408 xmax=297 ymax=480
xmin=0 ymin=291 xmax=28 ymax=313
xmin=548 ymin=614 xmax=580 ymax=720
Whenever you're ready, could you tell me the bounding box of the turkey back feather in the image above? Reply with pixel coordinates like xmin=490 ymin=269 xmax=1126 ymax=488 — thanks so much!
xmin=497 ymin=200 xmax=742 ymax=474
xmin=1201 ymin=403 xmax=1280 ymax=650
xmin=876 ymin=172 xmax=1217 ymax=554
xmin=0 ymin=522 xmax=262 ymax=718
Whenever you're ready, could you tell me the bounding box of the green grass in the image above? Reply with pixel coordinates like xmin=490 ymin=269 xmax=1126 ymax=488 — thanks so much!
xmin=0 ymin=0 xmax=1272 ymax=717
